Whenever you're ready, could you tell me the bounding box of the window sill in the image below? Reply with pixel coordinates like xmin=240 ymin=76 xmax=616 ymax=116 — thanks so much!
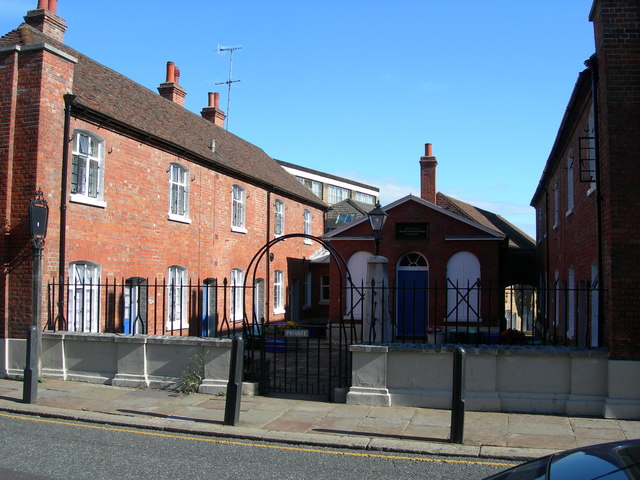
xmin=165 ymin=321 xmax=190 ymax=331
xmin=232 ymin=226 xmax=248 ymax=234
xmin=565 ymin=208 xmax=574 ymax=218
xmin=69 ymin=194 xmax=106 ymax=209
xmin=444 ymin=318 xmax=482 ymax=323
xmin=303 ymin=239 xmax=312 ymax=245
xmin=587 ymin=185 xmax=597 ymax=197
xmin=318 ymin=300 xmax=329 ymax=305
xmin=167 ymin=213 xmax=192 ymax=224
xmin=273 ymin=307 xmax=286 ymax=315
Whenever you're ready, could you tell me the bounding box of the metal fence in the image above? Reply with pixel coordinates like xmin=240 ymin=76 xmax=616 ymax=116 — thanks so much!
xmin=47 ymin=277 xmax=248 ymax=337
xmin=344 ymin=279 xmax=601 ymax=348
xmin=46 ymin=277 xmax=601 ymax=348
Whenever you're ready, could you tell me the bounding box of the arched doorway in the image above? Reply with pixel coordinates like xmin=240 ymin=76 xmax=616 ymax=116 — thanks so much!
xmin=396 ymin=252 xmax=429 ymax=337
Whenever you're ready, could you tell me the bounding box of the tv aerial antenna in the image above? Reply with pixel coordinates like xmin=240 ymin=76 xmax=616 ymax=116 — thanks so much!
xmin=216 ymin=45 xmax=242 ymax=130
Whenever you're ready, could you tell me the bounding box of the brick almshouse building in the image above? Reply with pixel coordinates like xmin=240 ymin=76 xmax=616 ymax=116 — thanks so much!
xmin=0 ymin=1 xmax=327 ymax=339
xmin=531 ymin=0 xmax=640 ymax=360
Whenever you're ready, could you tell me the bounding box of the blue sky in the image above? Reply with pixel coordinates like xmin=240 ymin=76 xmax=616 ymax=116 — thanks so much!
xmin=1 ymin=0 xmax=596 ymax=237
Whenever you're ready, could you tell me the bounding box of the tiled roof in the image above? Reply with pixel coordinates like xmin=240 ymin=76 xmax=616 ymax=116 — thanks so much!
xmin=1 ymin=23 xmax=327 ymax=210
xmin=437 ymin=193 xmax=535 ymax=249
xmin=325 ymin=198 xmax=376 ymax=229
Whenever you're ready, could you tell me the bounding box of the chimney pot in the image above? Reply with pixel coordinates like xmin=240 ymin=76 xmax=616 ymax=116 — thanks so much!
xmin=158 ymin=61 xmax=186 ymax=106
xmin=165 ymin=61 xmax=175 ymax=83
xmin=201 ymin=92 xmax=226 ymax=127
xmin=37 ymin=0 xmax=47 ymax=9
xmin=48 ymin=0 xmax=57 ymax=14
xmin=425 ymin=143 xmax=433 ymax=157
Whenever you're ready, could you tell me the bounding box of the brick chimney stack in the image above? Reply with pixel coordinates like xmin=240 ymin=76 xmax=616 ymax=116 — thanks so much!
xmin=419 ymin=143 xmax=438 ymax=204
xmin=201 ymin=92 xmax=226 ymax=128
xmin=157 ymin=61 xmax=187 ymax=107
xmin=24 ymin=0 xmax=67 ymax=43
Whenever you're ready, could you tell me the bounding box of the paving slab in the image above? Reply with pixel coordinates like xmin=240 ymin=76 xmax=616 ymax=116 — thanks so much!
xmin=507 ymin=433 xmax=577 ymax=450
xmin=0 ymin=378 xmax=638 ymax=462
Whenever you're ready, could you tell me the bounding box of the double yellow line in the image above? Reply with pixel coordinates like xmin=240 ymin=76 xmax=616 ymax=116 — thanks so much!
xmin=0 ymin=411 xmax=514 ymax=467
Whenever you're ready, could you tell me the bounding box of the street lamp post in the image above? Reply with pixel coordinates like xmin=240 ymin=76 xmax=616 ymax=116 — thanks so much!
xmin=364 ymin=202 xmax=390 ymax=343
xmin=367 ymin=202 xmax=388 ymax=256
xmin=24 ymin=189 xmax=49 ymax=403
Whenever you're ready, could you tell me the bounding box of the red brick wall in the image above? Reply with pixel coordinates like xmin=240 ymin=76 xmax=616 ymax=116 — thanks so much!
xmin=0 ymin=44 xmax=75 ymax=337
xmin=533 ymin=92 xmax=599 ymax=287
xmin=590 ymin=0 xmax=640 ymax=359
xmin=327 ymin=199 xmax=502 ymax=325
xmin=0 ymin=45 xmax=325 ymax=337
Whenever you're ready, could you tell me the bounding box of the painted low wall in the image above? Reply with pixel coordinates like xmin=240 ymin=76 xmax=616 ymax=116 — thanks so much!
xmin=2 ymin=332 xmax=242 ymax=395
xmin=347 ymin=344 xmax=640 ymax=420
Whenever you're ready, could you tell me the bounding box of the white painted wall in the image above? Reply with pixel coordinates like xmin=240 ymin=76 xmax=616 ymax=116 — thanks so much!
xmin=347 ymin=344 xmax=640 ymax=420
xmin=4 ymin=333 xmax=239 ymax=395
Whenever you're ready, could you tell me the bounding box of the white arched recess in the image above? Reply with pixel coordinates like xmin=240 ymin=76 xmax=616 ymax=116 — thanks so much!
xmin=345 ymin=251 xmax=371 ymax=320
xmin=396 ymin=252 xmax=429 ymax=337
xmin=446 ymin=251 xmax=481 ymax=322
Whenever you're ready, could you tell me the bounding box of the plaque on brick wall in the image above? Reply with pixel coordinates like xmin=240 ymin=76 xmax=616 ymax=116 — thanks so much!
xmin=395 ymin=223 xmax=429 ymax=240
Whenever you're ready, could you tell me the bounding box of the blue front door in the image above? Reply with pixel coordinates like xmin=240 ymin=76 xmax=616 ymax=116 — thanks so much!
xmin=397 ymin=269 xmax=428 ymax=337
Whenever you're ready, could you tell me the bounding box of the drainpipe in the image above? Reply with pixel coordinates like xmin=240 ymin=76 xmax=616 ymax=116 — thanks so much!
xmin=56 ymin=92 xmax=75 ymax=329
xmin=266 ymin=190 xmax=271 ymax=324
xmin=584 ymin=55 xmax=604 ymax=347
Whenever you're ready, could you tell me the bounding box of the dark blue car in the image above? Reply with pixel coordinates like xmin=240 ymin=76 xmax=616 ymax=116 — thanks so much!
xmin=484 ymin=440 xmax=640 ymax=479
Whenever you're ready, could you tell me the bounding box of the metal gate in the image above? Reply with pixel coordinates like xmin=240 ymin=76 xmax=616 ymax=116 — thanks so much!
xmin=241 ymin=234 xmax=360 ymax=400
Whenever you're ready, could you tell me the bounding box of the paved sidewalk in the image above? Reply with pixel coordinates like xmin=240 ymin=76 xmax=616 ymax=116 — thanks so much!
xmin=0 ymin=378 xmax=638 ymax=461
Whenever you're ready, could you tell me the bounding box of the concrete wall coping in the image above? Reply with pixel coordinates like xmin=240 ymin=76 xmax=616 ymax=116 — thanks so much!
xmin=351 ymin=343 xmax=610 ymax=358
xmin=42 ymin=332 xmax=232 ymax=347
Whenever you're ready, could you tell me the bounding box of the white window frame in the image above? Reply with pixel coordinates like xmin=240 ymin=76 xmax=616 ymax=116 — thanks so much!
xmin=70 ymin=130 xmax=106 ymax=208
xmin=303 ymin=209 xmax=312 ymax=244
xmin=320 ymin=275 xmax=330 ymax=305
xmin=567 ymin=266 xmax=575 ymax=339
xmin=231 ymin=185 xmax=247 ymax=233
xmin=355 ymin=192 xmax=376 ymax=204
xmin=311 ymin=180 xmax=323 ymax=198
xmin=536 ymin=206 xmax=544 ymax=243
xmin=302 ymin=272 xmax=312 ymax=308
xmin=168 ymin=163 xmax=190 ymax=223
xmin=274 ymin=270 xmax=285 ymax=314
xmin=167 ymin=265 xmax=188 ymax=331
xmin=274 ymin=199 xmax=285 ymax=237
xmin=68 ymin=261 xmax=101 ymax=332
xmin=566 ymin=152 xmax=574 ymax=215
xmin=590 ymin=262 xmax=599 ymax=347
xmin=328 ymin=184 xmax=350 ymax=204
xmin=230 ymin=268 xmax=244 ymax=322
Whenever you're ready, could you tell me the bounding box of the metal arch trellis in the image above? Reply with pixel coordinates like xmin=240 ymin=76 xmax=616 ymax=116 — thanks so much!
xmin=241 ymin=233 xmax=358 ymax=397
xmin=241 ymin=233 xmax=354 ymax=323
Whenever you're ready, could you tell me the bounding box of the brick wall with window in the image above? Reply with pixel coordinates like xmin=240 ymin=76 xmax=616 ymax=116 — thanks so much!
xmin=0 ymin=17 xmax=326 ymax=337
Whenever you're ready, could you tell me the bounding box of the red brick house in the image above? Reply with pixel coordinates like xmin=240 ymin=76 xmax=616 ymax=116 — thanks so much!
xmin=325 ymin=144 xmax=536 ymax=343
xmin=530 ymin=0 xmax=640 ymax=360
xmin=0 ymin=1 xmax=327 ymax=339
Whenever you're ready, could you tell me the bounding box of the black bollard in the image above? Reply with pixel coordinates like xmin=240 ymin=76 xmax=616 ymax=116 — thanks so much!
xmin=224 ymin=334 xmax=244 ymax=426
xmin=23 ymin=326 xmax=38 ymax=404
xmin=449 ymin=346 xmax=466 ymax=443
